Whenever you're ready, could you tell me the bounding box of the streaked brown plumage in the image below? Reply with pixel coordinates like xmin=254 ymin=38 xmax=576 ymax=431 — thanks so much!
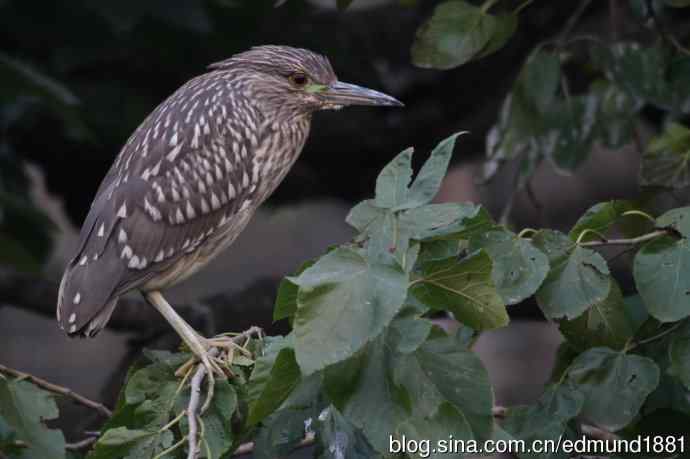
xmin=56 ymin=45 xmax=401 ymax=378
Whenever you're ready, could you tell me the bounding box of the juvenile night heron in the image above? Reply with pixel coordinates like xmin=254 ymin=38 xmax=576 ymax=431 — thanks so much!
xmin=57 ymin=45 xmax=401 ymax=379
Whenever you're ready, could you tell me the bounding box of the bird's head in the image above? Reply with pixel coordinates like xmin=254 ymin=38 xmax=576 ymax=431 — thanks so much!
xmin=209 ymin=45 xmax=403 ymax=117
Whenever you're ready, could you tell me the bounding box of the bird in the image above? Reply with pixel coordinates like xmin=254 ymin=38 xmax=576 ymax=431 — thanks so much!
xmin=56 ymin=45 xmax=402 ymax=382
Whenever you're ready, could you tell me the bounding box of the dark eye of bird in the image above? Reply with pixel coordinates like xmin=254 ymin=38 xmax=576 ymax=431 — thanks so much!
xmin=289 ymin=72 xmax=309 ymax=87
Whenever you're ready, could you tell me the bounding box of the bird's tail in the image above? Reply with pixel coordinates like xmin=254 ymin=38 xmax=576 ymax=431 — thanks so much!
xmin=57 ymin=242 xmax=124 ymax=338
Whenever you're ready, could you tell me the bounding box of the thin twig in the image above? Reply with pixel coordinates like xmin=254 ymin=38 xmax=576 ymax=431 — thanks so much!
xmin=186 ymin=327 xmax=263 ymax=459
xmin=233 ymin=432 xmax=316 ymax=457
xmin=557 ymin=0 xmax=595 ymax=46
xmin=187 ymin=348 xmax=219 ymax=459
xmin=0 ymin=364 xmax=112 ymax=417
xmin=578 ymin=229 xmax=670 ymax=247
xmin=626 ymin=321 xmax=685 ymax=351
xmin=65 ymin=437 xmax=98 ymax=451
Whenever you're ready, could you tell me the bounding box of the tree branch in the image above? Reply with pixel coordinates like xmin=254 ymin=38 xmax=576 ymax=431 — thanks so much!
xmin=578 ymin=229 xmax=671 ymax=247
xmin=187 ymin=327 xmax=263 ymax=459
xmin=0 ymin=363 xmax=112 ymax=417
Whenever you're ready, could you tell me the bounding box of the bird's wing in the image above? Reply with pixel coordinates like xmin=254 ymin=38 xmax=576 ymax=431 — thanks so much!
xmin=58 ymin=73 xmax=266 ymax=335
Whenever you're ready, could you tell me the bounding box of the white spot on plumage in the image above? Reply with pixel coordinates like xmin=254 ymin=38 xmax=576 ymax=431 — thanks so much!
xmin=69 ymin=311 xmax=77 ymax=322
xmin=205 ymin=172 xmax=214 ymax=187
xmin=227 ymin=182 xmax=236 ymax=199
xmin=79 ymin=255 xmax=88 ymax=266
xmin=121 ymin=245 xmax=133 ymax=259
xmin=175 ymin=207 xmax=185 ymax=224
xmin=72 ymin=293 xmax=80 ymax=306
xmin=171 ymin=186 xmax=180 ymax=202
xmin=128 ymin=255 xmax=140 ymax=269
xmin=210 ymin=192 xmax=221 ymax=210
xmin=155 ymin=250 xmax=165 ymax=262
xmin=186 ymin=200 xmax=196 ymax=219
xmin=117 ymin=202 xmax=128 ymax=218
xmin=242 ymin=170 xmax=249 ymax=187
xmin=169 ymin=132 xmax=178 ymax=146
xmin=214 ymin=164 xmax=223 ymax=181
xmin=191 ymin=124 xmax=201 ymax=148
xmin=200 ymin=197 xmax=210 ymax=214
xmin=167 ymin=144 xmax=183 ymax=162
xmin=69 ymin=324 xmax=77 ymax=334
xmin=182 ymin=238 xmax=190 ymax=249
xmin=118 ymin=228 xmax=128 ymax=243
xmin=98 ymin=223 xmax=105 ymax=237
xmin=144 ymin=197 xmax=162 ymax=221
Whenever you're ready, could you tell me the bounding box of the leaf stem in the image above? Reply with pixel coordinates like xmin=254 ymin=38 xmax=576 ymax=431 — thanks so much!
xmin=0 ymin=364 xmax=112 ymax=417
xmin=626 ymin=321 xmax=685 ymax=352
xmin=517 ymin=228 xmax=538 ymax=238
xmin=153 ymin=435 xmax=187 ymax=459
xmin=575 ymin=228 xmax=608 ymax=245
xmin=480 ymin=0 xmax=500 ymax=14
xmin=621 ymin=210 xmax=656 ymax=223
xmin=514 ymin=0 xmax=534 ymax=15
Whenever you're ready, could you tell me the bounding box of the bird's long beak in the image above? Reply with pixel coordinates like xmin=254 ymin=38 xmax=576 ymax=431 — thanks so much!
xmin=323 ymin=81 xmax=403 ymax=107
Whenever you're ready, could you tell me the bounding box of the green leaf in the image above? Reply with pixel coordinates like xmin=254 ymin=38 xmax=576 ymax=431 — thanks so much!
xmin=656 ymin=205 xmax=690 ymax=237
xmin=475 ymin=13 xmax=518 ymax=59
xmin=88 ymin=428 xmax=170 ymax=459
xmin=668 ymin=322 xmax=690 ymax=390
xmin=253 ymin=407 xmax=316 ymax=459
xmin=375 ymin=148 xmax=413 ymax=209
xmin=634 ymin=235 xmax=690 ymax=322
xmin=273 ymin=260 xmax=315 ymax=322
xmin=640 ymin=122 xmax=690 ymax=189
xmin=568 ymin=200 xmax=635 ymax=241
xmin=533 ymin=230 xmax=611 ymax=320
xmin=395 ymin=334 xmax=495 ymax=442
xmin=336 ymin=0 xmax=355 ymax=9
xmin=566 ymin=347 xmax=659 ymax=431
xmin=411 ymin=250 xmax=509 ymax=331
xmin=502 ymin=383 xmax=584 ymax=459
xmin=593 ymin=43 xmax=690 ymax=114
xmin=590 ymin=80 xmax=642 ymax=149
xmin=412 ymin=1 xmax=496 ymax=70
xmin=407 ymin=203 xmax=493 ymax=241
xmin=558 ymin=280 xmax=635 ymax=351
xmin=398 ymin=402 xmax=473 ymax=459
xmin=470 ymin=229 xmax=549 ymax=305
xmin=292 ymin=247 xmax=408 ymax=375
xmin=346 ymin=199 xmax=386 ymax=233
xmin=325 ymin=336 xmax=409 ymax=452
xmin=483 ymin=50 xmax=562 ymax=185
xmin=0 ymin=379 xmax=65 ymax=459
xmin=401 ymin=132 xmax=462 ymax=210
xmin=386 ymin=305 xmax=432 ymax=354
xmin=314 ymin=406 xmax=377 ymax=459
xmin=248 ymin=347 xmax=301 ymax=425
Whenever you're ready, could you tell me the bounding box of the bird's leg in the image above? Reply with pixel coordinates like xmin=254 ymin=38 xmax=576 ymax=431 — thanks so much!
xmin=144 ymin=291 xmax=226 ymax=406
